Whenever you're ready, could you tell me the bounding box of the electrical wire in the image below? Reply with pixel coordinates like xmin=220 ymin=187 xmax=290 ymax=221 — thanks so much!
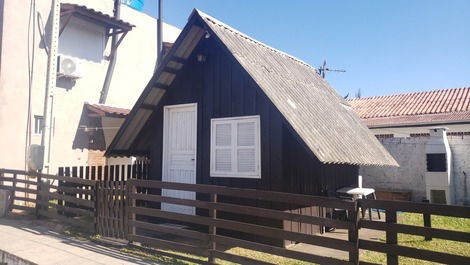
xmin=25 ymin=0 xmax=36 ymax=172
xmin=37 ymin=11 xmax=50 ymax=56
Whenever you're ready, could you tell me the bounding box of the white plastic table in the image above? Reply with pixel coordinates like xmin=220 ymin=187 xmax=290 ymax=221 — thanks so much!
xmin=336 ymin=187 xmax=380 ymax=220
xmin=336 ymin=187 xmax=375 ymax=199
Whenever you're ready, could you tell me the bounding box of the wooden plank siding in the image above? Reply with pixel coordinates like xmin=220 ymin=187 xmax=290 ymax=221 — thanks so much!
xmin=133 ymin=35 xmax=359 ymax=245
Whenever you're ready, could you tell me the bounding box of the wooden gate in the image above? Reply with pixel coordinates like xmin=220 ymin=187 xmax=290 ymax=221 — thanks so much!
xmin=95 ymin=180 xmax=127 ymax=240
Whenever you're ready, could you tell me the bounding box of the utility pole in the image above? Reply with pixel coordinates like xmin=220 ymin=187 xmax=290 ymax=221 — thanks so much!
xmin=155 ymin=0 xmax=163 ymax=71
xmin=40 ymin=0 xmax=60 ymax=173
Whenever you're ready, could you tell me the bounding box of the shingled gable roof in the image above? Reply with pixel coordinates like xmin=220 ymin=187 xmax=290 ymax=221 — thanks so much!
xmin=106 ymin=9 xmax=397 ymax=167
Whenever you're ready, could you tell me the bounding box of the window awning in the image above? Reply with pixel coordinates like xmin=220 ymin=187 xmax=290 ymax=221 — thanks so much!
xmin=60 ymin=3 xmax=134 ymax=33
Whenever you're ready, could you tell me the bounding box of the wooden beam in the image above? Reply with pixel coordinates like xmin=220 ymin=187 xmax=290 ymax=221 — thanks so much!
xmin=163 ymin=67 xmax=178 ymax=75
xmin=106 ymin=31 xmax=128 ymax=60
xmin=59 ymin=13 xmax=73 ymax=36
xmin=140 ymin=104 xmax=155 ymax=110
xmin=170 ymin=56 xmax=186 ymax=64
xmin=154 ymin=83 xmax=170 ymax=90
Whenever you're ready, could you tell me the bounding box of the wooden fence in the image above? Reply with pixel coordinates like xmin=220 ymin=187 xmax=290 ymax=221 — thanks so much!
xmin=1 ymin=168 xmax=470 ymax=265
xmin=58 ymin=160 xmax=149 ymax=182
xmin=0 ymin=168 xmax=95 ymax=231
xmin=127 ymin=179 xmax=363 ymax=265
xmin=96 ymin=180 xmax=127 ymax=239
xmin=358 ymin=199 xmax=470 ymax=265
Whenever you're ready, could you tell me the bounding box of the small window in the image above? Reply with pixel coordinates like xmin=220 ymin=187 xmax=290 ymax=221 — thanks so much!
xmin=210 ymin=116 xmax=261 ymax=178
xmin=34 ymin=116 xmax=44 ymax=135
xmin=426 ymin=153 xmax=446 ymax=172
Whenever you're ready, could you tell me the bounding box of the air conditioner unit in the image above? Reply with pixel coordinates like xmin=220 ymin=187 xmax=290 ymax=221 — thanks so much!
xmin=57 ymin=55 xmax=84 ymax=79
xmin=27 ymin=144 xmax=45 ymax=172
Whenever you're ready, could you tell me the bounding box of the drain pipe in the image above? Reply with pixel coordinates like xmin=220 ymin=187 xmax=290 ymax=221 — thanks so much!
xmin=155 ymin=0 xmax=163 ymax=71
xmin=464 ymin=171 xmax=468 ymax=205
xmin=99 ymin=0 xmax=120 ymax=104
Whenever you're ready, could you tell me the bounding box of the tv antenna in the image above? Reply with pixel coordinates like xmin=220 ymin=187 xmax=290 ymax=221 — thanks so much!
xmin=316 ymin=59 xmax=346 ymax=78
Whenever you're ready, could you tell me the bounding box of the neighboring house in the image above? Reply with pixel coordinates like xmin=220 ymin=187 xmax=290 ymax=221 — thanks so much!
xmin=0 ymin=0 xmax=180 ymax=173
xmin=106 ymin=9 xmax=397 ymax=244
xmin=347 ymin=87 xmax=470 ymax=137
xmin=348 ymin=88 xmax=470 ymax=205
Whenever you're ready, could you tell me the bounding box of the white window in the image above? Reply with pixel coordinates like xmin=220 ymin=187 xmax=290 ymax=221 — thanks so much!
xmin=34 ymin=115 xmax=43 ymax=135
xmin=210 ymin=115 xmax=261 ymax=178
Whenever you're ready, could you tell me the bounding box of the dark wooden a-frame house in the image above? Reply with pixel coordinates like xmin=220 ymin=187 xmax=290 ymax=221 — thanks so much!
xmin=106 ymin=9 xmax=397 ymax=245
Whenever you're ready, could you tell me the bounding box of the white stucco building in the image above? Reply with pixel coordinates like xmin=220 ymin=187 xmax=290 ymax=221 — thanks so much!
xmin=349 ymin=87 xmax=470 ymax=205
xmin=0 ymin=0 xmax=181 ymax=173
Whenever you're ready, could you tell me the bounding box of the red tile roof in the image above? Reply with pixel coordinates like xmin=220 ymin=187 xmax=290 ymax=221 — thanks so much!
xmin=347 ymin=87 xmax=470 ymax=126
xmin=86 ymin=103 xmax=130 ymax=117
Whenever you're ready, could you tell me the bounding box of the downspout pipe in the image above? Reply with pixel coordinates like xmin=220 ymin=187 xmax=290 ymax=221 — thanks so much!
xmin=155 ymin=0 xmax=163 ymax=71
xmin=99 ymin=0 xmax=120 ymax=104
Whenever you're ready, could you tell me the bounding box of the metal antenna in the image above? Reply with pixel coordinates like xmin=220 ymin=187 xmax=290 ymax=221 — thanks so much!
xmin=316 ymin=59 xmax=346 ymax=78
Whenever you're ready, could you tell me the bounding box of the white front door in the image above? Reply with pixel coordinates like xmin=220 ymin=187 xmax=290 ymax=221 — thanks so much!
xmin=162 ymin=103 xmax=197 ymax=215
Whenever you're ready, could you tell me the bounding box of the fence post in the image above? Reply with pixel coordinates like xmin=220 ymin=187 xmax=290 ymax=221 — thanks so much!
xmin=94 ymin=181 xmax=99 ymax=234
xmin=422 ymin=200 xmax=432 ymax=241
xmin=10 ymin=173 xmax=17 ymax=211
xmin=348 ymin=201 xmax=360 ymax=265
xmin=386 ymin=209 xmax=398 ymax=265
xmin=35 ymin=173 xmax=41 ymax=218
xmin=208 ymin=193 xmax=217 ymax=263
xmin=128 ymin=181 xmax=136 ymax=241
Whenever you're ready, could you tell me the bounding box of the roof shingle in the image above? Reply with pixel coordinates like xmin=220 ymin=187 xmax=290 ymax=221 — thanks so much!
xmin=106 ymin=9 xmax=397 ymax=167
xmin=348 ymin=87 xmax=470 ymax=119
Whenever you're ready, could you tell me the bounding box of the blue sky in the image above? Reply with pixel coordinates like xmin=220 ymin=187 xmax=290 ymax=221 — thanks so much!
xmin=141 ymin=0 xmax=470 ymax=98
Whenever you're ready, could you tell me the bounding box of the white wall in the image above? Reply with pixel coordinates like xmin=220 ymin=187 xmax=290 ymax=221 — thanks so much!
xmin=0 ymin=0 xmax=181 ymax=172
xmin=59 ymin=17 xmax=105 ymax=63
xmin=360 ymin=135 xmax=470 ymax=205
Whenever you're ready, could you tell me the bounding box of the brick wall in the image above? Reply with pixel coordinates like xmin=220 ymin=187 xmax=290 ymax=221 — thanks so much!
xmin=360 ymin=135 xmax=470 ymax=205
xmin=87 ymin=150 xmax=106 ymax=166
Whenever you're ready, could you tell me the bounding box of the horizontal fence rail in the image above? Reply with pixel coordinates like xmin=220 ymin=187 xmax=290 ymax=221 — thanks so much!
xmin=2 ymin=168 xmax=470 ymax=265
xmin=127 ymin=179 xmax=359 ymax=265
xmin=0 ymin=168 xmax=96 ymax=231
xmin=357 ymin=198 xmax=470 ymax=265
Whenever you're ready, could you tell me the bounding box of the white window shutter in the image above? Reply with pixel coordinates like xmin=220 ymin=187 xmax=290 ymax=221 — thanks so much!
xmin=211 ymin=116 xmax=260 ymax=178
xmin=237 ymin=122 xmax=256 ymax=173
xmin=214 ymin=123 xmax=232 ymax=173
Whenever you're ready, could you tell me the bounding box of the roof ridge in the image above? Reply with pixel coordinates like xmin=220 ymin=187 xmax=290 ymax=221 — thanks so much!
xmin=195 ymin=9 xmax=316 ymax=70
xmin=346 ymin=86 xmax=470 ymax=101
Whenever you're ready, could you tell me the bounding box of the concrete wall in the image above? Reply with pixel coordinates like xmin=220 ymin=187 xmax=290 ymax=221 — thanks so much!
xmin=360 ymin=135 xmax=470 ymax=205
xmin=0 ymin=0 xmax=180 ymax=172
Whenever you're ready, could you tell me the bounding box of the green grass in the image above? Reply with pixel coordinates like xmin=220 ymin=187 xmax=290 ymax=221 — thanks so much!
xmin=220 ymin=247 xmax=314 ymax=265
xmin=121 ymin=246 xmax=316 ymax=265
xmin=361 ymin=213 xmax=470 ymax=265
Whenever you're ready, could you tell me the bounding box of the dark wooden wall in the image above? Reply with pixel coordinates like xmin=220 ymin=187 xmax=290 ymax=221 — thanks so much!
xmin=142 ymin=36 xmax=358 ymax=244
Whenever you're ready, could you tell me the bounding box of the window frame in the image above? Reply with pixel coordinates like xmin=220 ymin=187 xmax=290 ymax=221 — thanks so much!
xmin=33 ymin=115 xmax=44 ymax=135
xmin=210 ymin=115 xmax=261 ymax=179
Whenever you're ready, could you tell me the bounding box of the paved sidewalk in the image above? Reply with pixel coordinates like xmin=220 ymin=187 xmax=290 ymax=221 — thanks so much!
xmin=0 ymin=217 xmax=158 ymax=265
